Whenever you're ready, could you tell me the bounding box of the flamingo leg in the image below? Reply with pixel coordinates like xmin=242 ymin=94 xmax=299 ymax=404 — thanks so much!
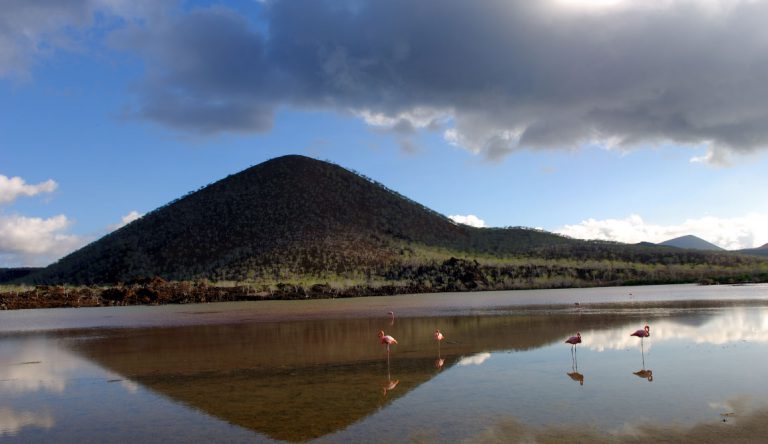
xmin=574 ymin=346 xmax=578 ymax=371
xmin=570 ymin=345 xmax=575 ymax=369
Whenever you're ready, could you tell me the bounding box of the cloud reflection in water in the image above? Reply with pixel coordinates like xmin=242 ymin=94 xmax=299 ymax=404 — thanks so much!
xmin=0 ymin=407 xmax=54 ymax=436
xmin=582 ymin=308 xmax=768 ymax=352
xmin=458 ymin=352 xmax=491 ymax=366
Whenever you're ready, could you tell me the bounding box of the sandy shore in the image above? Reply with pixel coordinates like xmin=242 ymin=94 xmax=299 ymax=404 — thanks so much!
xmin=1 ymin=283 xmax=767 ymax=334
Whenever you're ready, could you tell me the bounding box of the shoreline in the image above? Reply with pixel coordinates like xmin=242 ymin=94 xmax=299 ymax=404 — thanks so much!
xmin=2 ymin=283 xmax=767 ymax=334
xmin=3 ymin=272 xmax=768 ymax=312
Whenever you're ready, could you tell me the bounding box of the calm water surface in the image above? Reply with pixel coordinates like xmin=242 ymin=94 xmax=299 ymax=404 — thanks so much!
xmin=2 ymin=284 xmax=768 ymax=443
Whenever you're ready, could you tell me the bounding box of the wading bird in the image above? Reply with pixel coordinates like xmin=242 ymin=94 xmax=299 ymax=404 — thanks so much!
xmin=565 ymin=332 xmax=582 ymax=348
xmin=434 ymin=329 xmax=445 ymax=370
xmin=387 ymin=311 xmax=395 ymax=326
xmin=630 ymin=324 xmax=650 ymax=339
xmin=631 ymin=324 xmax=651 ymax=372
xmin=565 ymin=332 xmax=582 ymax=370
xmin=378 ymin=330 xmax=397 ymax=353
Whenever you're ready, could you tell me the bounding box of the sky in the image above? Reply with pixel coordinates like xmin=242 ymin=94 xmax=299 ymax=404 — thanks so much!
xmin=2 ymin=0 xmax=768 ymax=267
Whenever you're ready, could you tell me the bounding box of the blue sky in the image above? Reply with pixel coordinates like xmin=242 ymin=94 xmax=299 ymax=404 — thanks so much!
xmin=2 ymin=0 xmax=768 ymax=267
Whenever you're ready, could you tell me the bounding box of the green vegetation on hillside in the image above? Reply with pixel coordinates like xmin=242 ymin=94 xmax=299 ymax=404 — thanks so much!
xmin=0 ymin=268 xmax=40 ymax=283
xmin=6 ymin=154 xmax=767 ymax=309
xmin=20 ymin=156 xmax=578 ymax=284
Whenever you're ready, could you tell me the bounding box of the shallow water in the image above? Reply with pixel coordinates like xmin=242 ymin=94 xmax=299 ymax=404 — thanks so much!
xmin=2 ymin=284 xmax=768 ymax=442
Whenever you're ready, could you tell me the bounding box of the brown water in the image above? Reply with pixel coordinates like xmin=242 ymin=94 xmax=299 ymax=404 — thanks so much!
xmin=2 ymin=284 xmax=768 ymax=442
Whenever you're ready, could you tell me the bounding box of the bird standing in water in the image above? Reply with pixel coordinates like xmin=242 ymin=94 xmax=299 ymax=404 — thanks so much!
xmin=631 ymin=325 xmax=650 ymax=338
xmin=631 ymin=324 xmax=651 ymax=369
xmin=565 ymin=332 xmax=582 ymax=349
xmin=434 ymin=329 xmax=444 ymax=343
xmin=565 ymin=332 xmax=582 ymax=370
xmin=378 ymin=330 xmax=397 ymax=353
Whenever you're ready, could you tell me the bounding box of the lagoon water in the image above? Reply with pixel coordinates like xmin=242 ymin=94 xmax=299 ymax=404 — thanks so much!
xmin=2 ymin=284 xmax=768 ymax=443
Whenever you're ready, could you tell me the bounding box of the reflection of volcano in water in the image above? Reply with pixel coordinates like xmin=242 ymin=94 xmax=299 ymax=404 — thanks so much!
xmin=135 ymin=357 xmax=442 ymax=442
xmin=69 ymin=313 xmax=662 ymax=442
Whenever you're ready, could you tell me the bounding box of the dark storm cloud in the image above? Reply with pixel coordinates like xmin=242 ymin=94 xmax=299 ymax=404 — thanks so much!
xmin=0 ymin=0 xmax=92 ymax=77
xmin=113 ymin=7 xmax=278 ymax=133
xmin=0 ymin=0 xmax=169 ymax=79
xmin=115 ymin=0 xmax=768 ymax=159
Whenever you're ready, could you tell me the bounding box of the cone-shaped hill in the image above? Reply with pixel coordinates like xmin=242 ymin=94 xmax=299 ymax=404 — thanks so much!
xmin=28 ymin=155 xmax=574 ymax=284
xmin=24 ymin=155 xmax=768 ymax=287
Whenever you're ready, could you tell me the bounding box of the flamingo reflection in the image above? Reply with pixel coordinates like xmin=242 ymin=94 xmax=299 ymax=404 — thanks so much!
xmin=382 ymin=349 xmax=399 ymax=396
xmin=633 ymin=350 xmax=653 ymax=382
xmin=567 ymin=370 xmax=584 ymax=385
xmin=633 ymin=369 xmax=653 ymax=382
xmin=381 ymin=378 xmax=399 ymax=396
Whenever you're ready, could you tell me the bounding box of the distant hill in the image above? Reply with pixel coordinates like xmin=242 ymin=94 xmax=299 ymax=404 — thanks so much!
xmin=738 ymin=243 xmax=768 ymax=258
xmin=19 ymin=155 xmax=768 ymax=287
xmin=0 ymin=268 xmax=41 ymax=284
xmin=658 ymin=235 xmax=725 ymax=251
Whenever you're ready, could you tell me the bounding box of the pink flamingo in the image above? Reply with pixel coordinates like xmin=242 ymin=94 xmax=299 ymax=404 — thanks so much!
xmin=631 ymin=325 xmax=650 ymax=338
xmin=378 ymin=330 xmax=398 ymax=353
xmin=631 ymin=324 xmax=651 ymax=368
xmin=565 ymin=332 xmax=582 ymax=348
xmin=387 ymin=311 xmax=395 ymax=326
xmin=565 ymin=332 xmax=582 ymax=368
xmin=434 ymin=329 xmax=445 ymax=368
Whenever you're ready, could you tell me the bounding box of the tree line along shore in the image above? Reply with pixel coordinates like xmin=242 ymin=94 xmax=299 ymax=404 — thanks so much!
xmin=2 ymin=257 xmax=767 ymax=310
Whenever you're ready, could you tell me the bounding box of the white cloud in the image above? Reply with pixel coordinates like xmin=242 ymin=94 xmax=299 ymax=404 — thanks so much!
xmin=0 ymin=0 xmax=169 ymax=79
xmin=357 ymin=107 xmax=450 ymax=133
xmin=0 ymin=174 xmax=88 ymax=266
xmin=0 ymin=208 xmax=145 ymax=266
xmin=7 ymin=0 xmax=768 ymax=162
xmin=0 ymin=214 xmax=86 ymax=266
xmin=556 ymin=213 xmax=768 ymax=250
xmin=108 ymin=210 xmax=144 ymax=231
xmin=689 ymin=145 xmax=731 ymax=166
xmin=449 ymin=214 xmax=487 ymax=228
xmin=0 ymin=175 xmax=57 ymax=204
